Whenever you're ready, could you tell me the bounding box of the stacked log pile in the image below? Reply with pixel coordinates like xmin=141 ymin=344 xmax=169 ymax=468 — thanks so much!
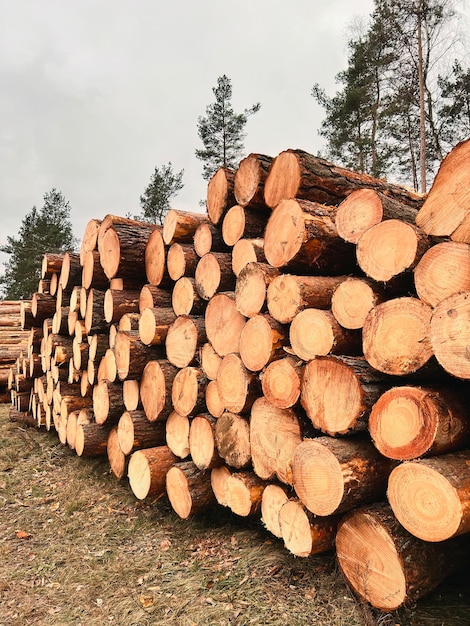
xmin=4 ymin=138 xmax=470 ymax=614
xmin=0 ymin=300 xmax=30 ymax=404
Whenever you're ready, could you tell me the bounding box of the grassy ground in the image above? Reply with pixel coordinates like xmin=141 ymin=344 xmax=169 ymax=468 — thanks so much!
xmin=1 ymin=404 xmax=469 ymax=626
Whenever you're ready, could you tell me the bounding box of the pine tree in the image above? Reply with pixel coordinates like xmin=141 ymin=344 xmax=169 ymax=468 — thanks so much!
xmin=0 ymin=189 xmax=76 ymax=299
xmin=137 ymin=162 xmax=184 ymax=225
xmin=196 ymin=75 xmax=261 ymax=180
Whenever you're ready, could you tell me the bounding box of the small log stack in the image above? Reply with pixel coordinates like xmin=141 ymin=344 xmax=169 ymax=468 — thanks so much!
xmin=3 ymin=139 xmax=470 ymax=615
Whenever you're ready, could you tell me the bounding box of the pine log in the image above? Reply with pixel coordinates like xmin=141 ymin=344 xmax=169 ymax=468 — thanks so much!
xmin=387 ymin=450 xmax=470 ymax=541
xmin=84 ymin=289 xmax=108 ymax=335
xmin=8 ymin=407 xmax=37 ymax=428
xmin=162 ymin=208 xmax=210 ymax=245
xmin=415 ymin=139 xmax=470 ymax=237
xmin=292 ymin=436 xmax=395 ymax=516
xmin=104 ymin=289 xmax=140 ymax=324
xmin=204 ymin=292 xmax=246 ymax=357
xmin=290 ymin=309 xmax=361 ymax=361
xmin=144 ymin=228 xmax=171 ymax=287
xmin=118 ymin=312 xmax=141 ymax=333
xmin=217 ymin=353 xmax=261 ymax=415
xmin=138 ymin=306 xmax=177 ymax=346
xmin=356 ymin=219 xmax=430 ymax=282
xmin=231 ymin=238 xmax=267 ymax=276
xmin=214 ymin=411 xmax=251 ymax=469
xmin=210 ymin=465 xmax=232 ymax=507
xmin=171 ymin=366 xmax=208 ymax=417
xmin=221 ymin=205 xmax=267 ymax=247
xmin=260 ymin=356 xmax=303 ymax=409
xmin=92 ymin=379 xmax=125 ymax=425
xmin=189 ymin=413 xmax=222 ymax=471
xmin=414 ymin=241 xmax=470 ymax=307
xmin=41 ymin=252 xmax=64 ymax=278
xmin=199 ymin=342 xmax=222 ymax=380
xmin=140 ymin=359 xmax=178 ymax=422
xmin=336 ymin=502 xmax=470 ymax=611
xmin=138 ymin=284 xmax=173 ymax=312
xmin=205 ymin=379 xmax=225 ymax=419
xmin=79 ymin=218 xmax=101 ymax=265
xmin=335 ymin=188 xmax=418 ymax=244
xmin=20 ymin=301 xmax=35 ymax=331
xmin=82 ymin=248 xmax=110 ymax=290
xmin=107 ymin=425 xmax=128 ymax=480
xmin=117 ymin=409 xmax=166 ymax=455
xmin=88 ymin=333 xmax=109 ymax=364
xmin=193 ymin=222 xmax=229 ymax=257
xmin=31 ymin=293 xmax=57 ymax=324
xmin=165 ymin=410 xmax=190 ymax=459
xmin=235 ymin=261 xmax=280 ymax=318
xmin=114 ymin=330 xmax=160 ymax=380
xmin=195 ymin=252 xmax=236 ymax=300
xmin=279 ymin=499 xmax=338 ymax=557
xmin=65 ymin=409 xmax=80 ymax=449
xmin=225 ymin=471 xmax=266 ymax=517
xmin=171 ymin=277 xmax=206 ymax=316
xmin=263 ymin=148 xmax=424 ymax=210
xmin=369 ymin=385 xmax=470 ymax=460
xmin=206 ymin=167 xmax=236 ymax=225
xmin=301 ymin=356 xmax=389 ymax=436
xmin=267 ymin=274 xmax=347 ymax=324
xmin=75 ymin=421 xmax=111 ymax=457
xmin=96 ymin=349 xmax=117 ymax=384
xmin=430 ymin=291 xmax=470 ymax=379
xmin=51 ymin=307 xmax=70 ymax=336
xmin=331 ymin=277 xmax=385 ymax=330
xmin=250 ymin=396 xmax=302 ymax=485
xmin=37 ymin=279 xmax=51 ymax=294
xmin=166 ymin=461 xmax=216 ymax=519
xmin=264 ymin=198 xmax=356 ymax=273
xmin=363 ymin=297 xmax=433 ymax=376
xmin=165 ymin=315 xmax=207 ymax=368
xmin=123 ymin=378 xmax=140 ymax=411
xmin=239 ymin=313 xmax=289 ymax=372
xmin=166 ymin=242 xmax=199 ymax=281
xmin=261 ymin=483 xmax=290 ymax=539
xmin=128 ymin=446 xmax=177 ymax=500
xmin=234 ymin=153 xmax=273 ymax=210
xmin=59 ymin=252 xmax=81 ymax=292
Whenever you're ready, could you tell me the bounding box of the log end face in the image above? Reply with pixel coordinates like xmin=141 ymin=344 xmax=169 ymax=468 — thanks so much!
xmin=264 ymin=151 xmax=300 ymax=209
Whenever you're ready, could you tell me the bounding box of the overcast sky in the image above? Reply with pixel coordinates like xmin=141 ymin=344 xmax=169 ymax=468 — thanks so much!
xmin=0 ymin=0 xmax=468 ymax=273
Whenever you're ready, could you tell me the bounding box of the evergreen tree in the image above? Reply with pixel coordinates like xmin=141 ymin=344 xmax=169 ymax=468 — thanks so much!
xmin=137 ymin=162 xmax=184 ymax=225
xmin=0 ymin=189 xmax=76 ymax=299
xmin=438 ymin=60 xmax=470 ymax=145
xmin=196 ymin=75 xmax=261 ymax=180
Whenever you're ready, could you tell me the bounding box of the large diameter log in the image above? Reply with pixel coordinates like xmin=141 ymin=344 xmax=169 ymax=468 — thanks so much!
xmin=41 ymin=252 xmax=64 ymax=278
xmin=114 ymin=331 xmax=160 ymax=381
xmin=301 ymin=356 xmax=388 ymax=436
xmin=117 ymin=409 xmax=166 ymax=455
xmin=239 ymin=313 xmax=288 ymax=372
xmin=128 ymin=446 xmax=177 ymax=500
xmin=414 ymin=241 xmax=470 ymax=307
xmin=165 ymin=410 xmax=190 ymax=459
xmin=166 ymin=461 xmax=216 ymax=519
xmin=31 ymin=293 xmax=56 ymax=324
xmin=279 ymin=499 xmax=338 ymax=557
xmin=387 ymin=451 xmax=470 ymax=542
xmin=188 ymin=413 xmax=221 ymax=471
xmin=171 ymin=277 xmax=206 ymax=317
xmin=195 ymin=252 xmax=236 ymax=300
xmin=234 ymin=153 xmax=273 ymax=210
xmin=215 ymin=411 xmax=251 ymax=469
xmin=225 ymin=472 xmax=265 ymax=517
xmin=235 ymin=261 xmax=280 ymax=318
xmin=165 ymin=315 xmax=207 ymax=368
xmin=264 ymin=198 xmax=356 ymax=273
xmin=231 ymin=238 xmax=266 ymax=276
xmin=369 ymin=386 xmax=470 ymax=460
xmin=336 ymin=502 xmax=470 ymax=611
xmin=290 ymin=309 xmax=361 ymax=362
xmin=144 ymin=228 xmax=171 ymax=287
xmin=267 ymin=274 xmax=347 ymax=324
xmin=217 ymin=353 xmax=261 ymax=415
xmin=221 ymin=205 xmax=267 ymax=247
xmin=171 ymin=367 xmax=208 ymax=417
xmin=356 ymin=219 xmax=430 ymax=282
xmin=166 ymin=242 xmax=199 ymax=281
xmin=261 ymin=484 xmax=290 ymax=539
xmin=138 ymin=307 xmax=177 ymax=346
xmin=205 ymin=293 xmax=246 ymax=357
xmin=250 ymin=397 xmax=302 ymax=485
xmin=263 ymin=148 xmax=424 ymax=210
xmin=75 ymin=421 xmax=112 ymax=457
xmin=430 ymin=292 xmax=470 ymax=379
xmin=331 ymin=277 xmax=385 ymax=330
xmin=107 ymin=425 xmax=127 ymax=480
xmin=162 ymin=209 xmax=210 ymax=245
xmin=260 ymin=356 xmax=302 ymax=409
xmin=139 ymin=284 xmax=173 ymax=312
xmin=292 ymin=436 xmax=395 ymax=516
xmin=335 ymin=188 xmax=418 ymax=244
xmin=92 ymin=379 xmax=125 ymax=425
xmin=104 ymin=289 xmax=140 ymax=324
xmin=415 ymin=139 xmax=470 ymax=237
xmin=82 ymin=249 xmax=109 ymax=290
xmin=206 ymin=167 xmax=236 ymax=225
xmin=193 ymin=222 xmax=229 ymax=257
xmin=363 ymin=297 xmax=433 ymax=376
xmin=140 ymin=359 xmax=178 ymax=422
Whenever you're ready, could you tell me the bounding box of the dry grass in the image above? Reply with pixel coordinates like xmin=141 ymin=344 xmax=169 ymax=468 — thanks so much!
xmin=1 ymin=404 xmax=469 ymax=626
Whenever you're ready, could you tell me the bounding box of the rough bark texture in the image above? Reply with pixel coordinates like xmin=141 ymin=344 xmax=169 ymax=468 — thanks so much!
xmin=166 ymin=461 xmax=216 ymax=519
xmin=128 ymin=446 xmax=177 ymax=500
xmin=234 ymin=153 xmax=273 ymax=210
xmin=206 ymin=167 xmax=236 ymax=225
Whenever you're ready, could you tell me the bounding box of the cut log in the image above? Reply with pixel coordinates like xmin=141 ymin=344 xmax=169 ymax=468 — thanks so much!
xmin=369 ymin=385 xmax=470 ymax=460
xmin=335 ymin=188 xmax=418 ymax=244
xmin=59 ymin=252 xmax=81 ymax=292
xmin=211 ymin=465 xmax=232 ymax=507
xmin=123 ymin=378 xmax=140 ymax=411
xmin=84 ymin=289 xmax=109 ymax=335
xmin=221 ymin=205 xmax=267 ymax=247
xmin=216 ymin=353 xmax=261 ymax=415
xmin=415 ymin=139 xmax=470 ymax=236
xmin=162 ymin=209 xmax=210 ymax=245
xmin=290 ymin=309 xmax=361 ymax=361
xmin=234 ymin=153 xmax=273 ymax=210
xmin=331 ymin=277 xmax=385 ymax=330
xmin=336 ymin=502 xmax=470 ymax=611
xmin=267 ymin=274 xmax=347 ymax=324
xmin=128 ymin=446 xmax=177 ymax=500
xmin=206 ymin=167 xmax=236 ymax=225
xmin=165 ymin=410 xmax=190 ymax=459
xmin=235 ymin=261 xmax=280 ymax=318
xmin=92 ymin=379 xmax=125 ymax=425
xmin=31 ymin=293 xmax=57 ymax=324
xmin=118 ymin=312 xmax=141 ymax=333
xmin=107 ymin=425 xmax=128 ymax=480
xmin=356 ymin=219 xmax=430 ymax=282
xmin=165 ymin=315 xmax=207 ymax=368
xmin=261 ymin=483 xmax=290 ymax=539
xmin=250 ymin=396 xmax=302 ymax=485
xmin=260 ymin=356 xmax=303 ymax=409
xmin=72 ymin=337 xmax=89 ymax=371
xmin=387 ymin=451 xmax=470 ymax=541
xmin=96 ymin=349 xmax=117 ymax=384
xmin=166 ymin=242 xmax=199 ymax=281
xmin=166 ymin=461 xmax=216 ymax=519
xmin=189 ymin=413 xmax=222 ymax=470
xmin=430 ymin=291 xmax=470 ymax=379
xmin=204 ymin=292 xmax=246 ymax=357
xmin=363 ymin=297 xmax=433 ymax=376
xmin=171 ymin=366 xmax=207 ymax=417
xmin=225 ymin=471 xmax=265 ymax=516
xmin=300 ymin=356 xmax=389 ymax=436
xmin=117 ymin=409 xmax=166 ymax=455
xmin=171 ymin=277 xmax=206 ymax=316
xmin=264 ymin=198 xmax=356 ymax=273
xmin=140 ymin=359 xmax=178 ymax=422
xmin=52 ymin=306 xmax=70 ymax=336
xmin=214 ymin=411 xmax=251 ymax=469
xmin=263 ymin=148 xmax=424 ymax=210
xmin=144 ymin=228 xmax=171 ymax=287
xmin=205 ymin=379 xmax=225 ymax=418
xmin=414 ymin=241 xmax=470 ymax=308
xmin=199 ymin=342 xmax=222 ymax=381
xmin=75 ymin=421 xmax=111 ymax=457
xmin=193 ymin=222 xmax=228 ymax=257
xmin=114 ymin=330 xmax=160 ymax=381
xmin=41 ymin=252 xmax=64 ymax=278
xmin=279 ymin=499 xmax=338 ymax=557
xmin=138 ymin=284 xmax=173 ymax=312
xmin=104 ymin=289 xmax=140 ymax=324
xmin=292 ymin=436 xmax=395 ymax=516
xmin=20 ymin=301 xmax=35 ymax=331
xmin=231 ymin=238 xmax=267 ymax=276
xmin=138 ymin=307 xmax=177 ymax=346
xmin=195 ymin=252 xmax=236 ymax=300
xmin=239 ymin=313 xmax=289 ymax=372
xmin=79 ymin=218 xmax=101 ymax=265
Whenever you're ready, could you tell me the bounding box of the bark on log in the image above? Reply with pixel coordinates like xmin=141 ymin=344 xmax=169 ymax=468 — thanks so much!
xmin=189 ymin=413 xmax=222 ymax=471
xmin=231 ymin=238 xmax=267 ymax=276
xmin=217 ymin=353 xmax=261 ymax=415
xmin=234 ymin=153 xmax=273 ymax=210
xmin=84 ymin=289 xmax=109 ymax=335
xmin=292 ymin=436 xmax=396 ymax=516
xmin=138 ymin=307 xmax=177 ymax=346
xmin=331 ymin=277 xmax=385 ymax=330
xmin=195 ymin=252 xmax=236 ymax=300
xmin=117 ymin=409 xmax=166 ymax=455
xmin=138 ymin=284 xmax=173 ymax=312
xmin=171 ymin=277 xmax=206 ymax=317
xmin=193 ymin=222 xmax=229 ymax=257
xmin=239 ymin=313 xmax=289 ymax=372
xmin=204 ymin=293 xmax=246 ymax=357
xmin=214 ymin=411 xmax=251 ymax=469
xmin=31 ymin=293 xmax=57 ymax=324
xmin=235 ymin=261 xmax=280 ymax=317
xmin=75 ymin=421 xmax=111 ymax=457
xmin=41 ymin=252 xmax=64 ymax=279
xmin=104 ymin=289 xmax=140 ymax=324
xmin=162 ymin=209 xmax=210 ymax=245
xmin=167 ymin=242 xmax=199 ymax=281
xmin=279 ymin=499 xmax=338 ymax=557
xmin=166 ymin=461 xmax=216 ymax=519
xmin=128 ymin=445 xmax=177 ymax=500
xmin=387 ymin=450 xmax=470 ymax=541
xmin=221 ymin=205 xmax=267 ymax=247
xmin=210 ymin=465 xmax=232 ymax=507
xmin=261 ymin=483 xmax=290 ymax=539
xmin=171 ymin=366 xmax=207 ymax=417
xmin=206 ymin=167 xmax=236 ymax=225
xmin=107 ymin=425 xmax=128 ymax=480
xmin=59 ymin=252 xmax=81 ymax=292
xmin=165 ymin=410 xmax=190 ymax=459
xmin=165 ymin=315 xmax=207 ymax=368
xmin=92 ymin=379 xmax=125 ymax=425
xmin=114 ymin=330 xmax=161 ymax=380
xmin=225 ymin=471 xmax=265 ymax=517
xmin=79 ymin=218 xmax=101 ymax=265
xmin=260 ymin=356 xmax=303 ymax=409
xmin=140 ymin=359 xmax=178 ymax=422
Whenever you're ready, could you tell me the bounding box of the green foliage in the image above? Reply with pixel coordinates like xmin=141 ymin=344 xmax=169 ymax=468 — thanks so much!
xmin=0 ymin=189 xmax=76 ymax=299
xmin=196 ymin=75 xmax=261 ymax=180
xmin=438 ymin=60 xmax=470 ymax=144
xmin=136 ymin=162 xmax=184 ymax=225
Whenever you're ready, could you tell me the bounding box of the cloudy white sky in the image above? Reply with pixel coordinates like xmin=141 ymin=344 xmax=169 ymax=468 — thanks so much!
xmin=0 ymin=0 xmax=468 ymax=272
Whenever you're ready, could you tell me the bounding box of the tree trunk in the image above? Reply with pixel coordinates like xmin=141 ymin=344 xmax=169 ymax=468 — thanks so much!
xmin=75 ymin=421 xmax=112 ymax=457
xmin=216 ymin=353 xmax=261 ymax=415
xmin=140 ymin=359 xmax=178 ymax=422
xmin=162 ymin=208 xmax=210 ymax=245
xmin=165 ymin=410 xmax=190 ymax=459
xmin=260 ymin=356 xmax=303 ymax=409
xmin=206 ymin=167 xmax=236 ymax=225
xmin=225 ymin=471 xmax=266 ymax=517
xmin=41 ymin=252 xmax=64 ymax=278
xmin=104 ymin=289 xmax=140 ymax=324
xmin=171 ymin=277 xmax=207 ymax=317
xmin=234 ymin=153 xmax=273 ymax=211
xmin=231 ymin=238 xmax=267 ymax=277
xmin=117 ymin=409 xmax=166 ymax=455
xmin=92 ymin=379 xmax=125 ymax=425
xmin=189 ymin=413 xmax=222 ymax=471
xmin=279 ymin=498 xmax=338 ymax=557
xmin=195 ymin=252 xmax=236 ymax=300
xmin=171 ymin=366 xmax=208 ymax=417
xmin=166 ymin=461 xmax=216 ymax=519
xmin=138 ymin=284 xmax=173 ymax=312
xmin=214 ymin=411 xmax=251 ymax=469
xmin=123 ymin=378 xmax=141 ymax=411
xmin=59 ymin=252 xmax=81 ymax=292
xmin=239 ymin=313 xmax=289 ymax=373
xmin=167 ymin=242 xmax=199 ymax=281
xmin=221 ymin=205 xmax=267 ymax=247
xmin=235 ymin=261 xmax=280 ymax=318
xmin=31 ymin=293 xmax=57 ymax=324
xmin=430 ymin=291 xmax=470 ymax=379
xmin=204 ymin=292 xmax=246 ymax=357
xmin=128 ymin=445 xmax=177 ymax=500
xmin=114 ymin=330 xmax=161 ymax=380
xmin=138 ymin=307 xmax=177 ymax=346
xmin=165 ymin=315 xmax=207 ymax=368
xmin=84 ymin=289 xmax=109 ymax=335
xmin=331 ymin=277 xmax=385 ymax=330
